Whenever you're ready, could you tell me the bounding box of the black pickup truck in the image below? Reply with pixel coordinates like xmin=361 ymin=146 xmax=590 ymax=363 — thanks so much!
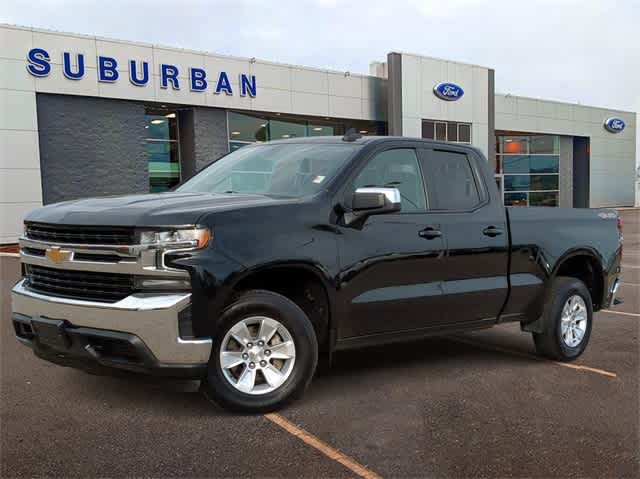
xmin=12 ymin=134 xmax=623 ymax=412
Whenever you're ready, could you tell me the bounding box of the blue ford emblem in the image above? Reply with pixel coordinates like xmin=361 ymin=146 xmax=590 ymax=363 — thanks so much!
xmin=604 ymin=117 xmax=625 ymax=133
xmin=433 ymin=82 xmax=464 ymax=101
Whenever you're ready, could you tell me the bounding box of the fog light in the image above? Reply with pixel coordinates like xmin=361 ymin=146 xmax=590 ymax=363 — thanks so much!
xmin=178 ymin=305 xmax=194 ymax=339
xmin=134 ymin=278 xmax=191 ymax=291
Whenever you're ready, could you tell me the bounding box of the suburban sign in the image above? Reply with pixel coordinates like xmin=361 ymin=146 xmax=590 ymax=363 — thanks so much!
xmin=26 ymin=47 xmax=257 ymax=97
xmin=433 ymin=82 xmax=464 ymax=101
xmin=603 ymin=117 xmax=625 ymax=133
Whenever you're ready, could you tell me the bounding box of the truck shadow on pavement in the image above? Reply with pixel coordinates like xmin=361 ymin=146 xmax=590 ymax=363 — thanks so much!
xmin=64 ymin=334 xmax=536 ymax=413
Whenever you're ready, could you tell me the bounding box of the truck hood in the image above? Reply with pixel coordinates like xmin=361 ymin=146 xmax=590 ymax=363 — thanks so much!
xmin=25 ymin=192 xmax=292 ymax=227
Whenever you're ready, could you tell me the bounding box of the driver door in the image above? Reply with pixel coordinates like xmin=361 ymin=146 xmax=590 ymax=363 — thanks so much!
xmin=336 ymin=145 xmax=447 ymax=339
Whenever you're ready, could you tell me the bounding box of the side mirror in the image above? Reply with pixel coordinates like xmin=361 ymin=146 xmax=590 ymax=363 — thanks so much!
xmin=352 ymin=187 xmax=402 ymax=215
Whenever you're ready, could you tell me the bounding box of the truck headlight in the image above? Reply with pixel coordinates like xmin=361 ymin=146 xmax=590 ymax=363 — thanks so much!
xmin=138 ymin=227 xmax=211 ymax=250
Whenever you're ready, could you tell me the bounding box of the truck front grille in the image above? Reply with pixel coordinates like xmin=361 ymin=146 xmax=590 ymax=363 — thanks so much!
xmin=25 ymin=223 xmax=135 ymax=245
xmin=25 ymin=265 xmax=135 ymax=303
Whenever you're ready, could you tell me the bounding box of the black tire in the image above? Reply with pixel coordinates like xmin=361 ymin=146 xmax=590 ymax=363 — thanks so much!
xmin=532 ymin=276 xmax=593 ymax=361
xmin=201 ymin=289 xmax=318 ymax=413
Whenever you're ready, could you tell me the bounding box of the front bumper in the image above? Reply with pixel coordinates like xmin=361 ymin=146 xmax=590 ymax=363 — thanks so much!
xmin=11 ymin=280 xmax=212 ymax=377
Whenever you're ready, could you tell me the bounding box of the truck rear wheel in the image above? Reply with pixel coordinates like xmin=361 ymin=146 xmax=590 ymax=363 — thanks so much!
xmin=201 ymin=289 xmax=318 ymax=413
xmin=532 ymin=276 xmax=593 ymax=361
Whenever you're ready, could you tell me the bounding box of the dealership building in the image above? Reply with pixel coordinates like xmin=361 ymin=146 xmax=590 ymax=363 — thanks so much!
xmin=0 ymin=23 xmax=637 ymax=243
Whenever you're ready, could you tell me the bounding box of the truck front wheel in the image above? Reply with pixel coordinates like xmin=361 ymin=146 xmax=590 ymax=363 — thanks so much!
xmin=201 ymin=289 xmax=318 ymax=413
xmin=532 ymin=276 xmax=593 ymax=361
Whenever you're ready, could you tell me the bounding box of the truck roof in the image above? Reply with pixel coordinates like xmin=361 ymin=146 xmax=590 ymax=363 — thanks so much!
xmin=265 ymin=135 xmax=481 ymax=152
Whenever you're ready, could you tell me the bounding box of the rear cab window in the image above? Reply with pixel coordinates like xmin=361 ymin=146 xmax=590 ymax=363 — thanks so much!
xmin=419 ymin=148 xmax=482 ymax=211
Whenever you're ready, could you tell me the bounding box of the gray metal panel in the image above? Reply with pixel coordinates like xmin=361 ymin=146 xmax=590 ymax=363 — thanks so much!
xmin=572 ymin=137 xmax=590 ymax=208
xmin=177 ymin=109 xmax=196 ymax=180
xmin=559 ymin=136 xmax=574 ymax=207
xmin=36 ymin=93 xmax=147 ymax=205
xmin=487 ymin=69 xmax=496 ymax=169
xmin=387 ymin=53 xmax=403 ymax=136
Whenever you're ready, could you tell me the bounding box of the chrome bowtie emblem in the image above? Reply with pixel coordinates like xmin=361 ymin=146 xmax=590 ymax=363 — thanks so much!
xmin=45 ymin=246 xmax=72 ymax=263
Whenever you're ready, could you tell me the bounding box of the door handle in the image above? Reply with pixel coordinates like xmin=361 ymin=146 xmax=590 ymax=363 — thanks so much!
xmin=419 ymin=227 xmax=442 ymax=239
xmin=483 ymin=226 xmax=504 ymax=237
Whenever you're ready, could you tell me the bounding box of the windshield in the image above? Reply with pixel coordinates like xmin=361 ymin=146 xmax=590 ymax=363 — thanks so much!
xmin=176 ymin=143 xmax=359 ymax=198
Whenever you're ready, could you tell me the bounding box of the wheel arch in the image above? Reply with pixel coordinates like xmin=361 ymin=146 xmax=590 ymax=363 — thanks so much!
xmin=551 ymin=248 xmax=605 ymax=311
xmin=229 ymin=261 xmax=336 ymax=351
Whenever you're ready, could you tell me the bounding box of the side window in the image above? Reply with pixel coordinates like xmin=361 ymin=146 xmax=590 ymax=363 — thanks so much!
xmin=422 ymin=149 xmax=481 ymax=210
xmin=354 ymin=148 xmax=426 ymax=212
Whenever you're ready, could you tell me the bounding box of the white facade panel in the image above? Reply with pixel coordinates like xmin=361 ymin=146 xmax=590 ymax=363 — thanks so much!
xmin=34 ymin=67 xmax=101 ymax=97
xmin=0 ymin=58 xmax=36 ymax=91
xmin=328 ymin=95 xmax=362 ymax=119
xmin=0 ymin=130 xmax=40 ymax=170
xmin=32 ymin=31 xmax=98 ymax=68
xmin=291 ymin=68 xmax=329 ymax=95
xmin=0 ymin=25 xmax=33 ymax=61
xmin=0 ymin=169 xmax=43 ymax=203
xmin=0 ymin=89 xmax=38 ymax=131
xmin=0 ymin=203 xmax=41 ymax=243
xmin=328 ymin=73 xmax=362 ymax=99
xmin=291 ymin=91 xmax=329 ymax=117
xmin=399 ymin=53 xmax=491 ymax=157
xmin=0 ymin=28 xmax=42 ymax=243
xmin=95 ymin=39 xmax=155 ymax=69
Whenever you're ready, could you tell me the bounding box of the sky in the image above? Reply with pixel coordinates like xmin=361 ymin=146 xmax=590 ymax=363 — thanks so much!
xmin=2 ymin=0 xmax=639 ymax=168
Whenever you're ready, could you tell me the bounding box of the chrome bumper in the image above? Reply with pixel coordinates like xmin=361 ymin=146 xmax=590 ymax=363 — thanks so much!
xmin=11 ymin=280 xmax=212 ymax=365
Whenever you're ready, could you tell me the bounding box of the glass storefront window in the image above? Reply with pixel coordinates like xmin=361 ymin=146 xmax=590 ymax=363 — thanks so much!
xmin=501 ymin=155 xmax=560 ymax=174
xmin=530 ymin=155 xmax=559 ymax=173
xmin=228 ymin=112 xmax=269 ymax=142
xmin=270 ymin=118 xmax=307 ymax=140
xmin=307 ymin=123 xmax=337 ymax=136
xmin=227 ymin=111 xmax=385 ymax=151
xmin=530 ymin=135 xmax=559 ymax=154
xmin=499 ymin=136 xmax=529 ymax=154
xmin=504 ymin=192 xmax=528 ymax=207
xmin=145 ymin=110 xmax=180 ymax=193
xmin=496 ymin=134 xmax=561 ymax=207
xmin=529 ymin=191 xmax=558 ymax=207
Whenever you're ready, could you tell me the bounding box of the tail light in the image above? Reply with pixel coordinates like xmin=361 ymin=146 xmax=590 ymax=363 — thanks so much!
xmin=617 ymin=215 xmax=623 ymax=258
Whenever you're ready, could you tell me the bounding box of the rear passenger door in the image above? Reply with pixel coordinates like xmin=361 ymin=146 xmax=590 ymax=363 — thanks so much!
xmin=418 ymin=145 xmax=509 ymax=325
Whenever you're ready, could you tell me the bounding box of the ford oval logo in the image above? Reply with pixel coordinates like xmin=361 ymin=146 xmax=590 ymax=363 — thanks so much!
xmin=604 ymin=117 xmax=625 ymax=133
xmin=433 ymin=82 xmax=464 ymax=101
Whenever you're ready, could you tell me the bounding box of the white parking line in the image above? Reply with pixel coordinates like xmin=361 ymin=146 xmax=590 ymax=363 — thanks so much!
xmin=265 ymin=413 xmax=383 ymax=479
xmin=601 ymin=310 xmax=640 ymax=318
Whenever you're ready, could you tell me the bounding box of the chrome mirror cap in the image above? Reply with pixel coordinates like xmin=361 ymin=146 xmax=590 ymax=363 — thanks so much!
xmin=354 ymin=187 xmax=401 ymax=205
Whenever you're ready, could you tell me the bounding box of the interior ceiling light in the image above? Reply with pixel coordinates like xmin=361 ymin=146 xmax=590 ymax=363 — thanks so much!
xmin=231 ymin=131 xmax=241 ymax=135
xmin=359 ymin=130 xmax=368 ymax=134
xmin=150 ymin=119 xmax=165 ymax=125
xmin=313 ymin=127 xmax=323 ymax=131
xmin=165 ymin=113 xmax=176 ymax=118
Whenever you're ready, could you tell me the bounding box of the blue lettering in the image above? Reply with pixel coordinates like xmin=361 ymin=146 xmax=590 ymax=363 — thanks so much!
xmin=240 ymin=74 xmax=256 ymax=97
xmin=160 ymin=64 xmax=180 ymax=90
xmin=129 ymin=60 xmax=149 ymax=86
xmin=62 ymin=52 xmax=85 ymax=80
xmin=215 ymin=71 xmax=233 ymax=95
xmin=98 ymin=56 xmax=119 ymax=82
xmin=190 ymin=68 xmax=207 ymax=91
xmin=26 ymin=48 xmax=51 ymax=77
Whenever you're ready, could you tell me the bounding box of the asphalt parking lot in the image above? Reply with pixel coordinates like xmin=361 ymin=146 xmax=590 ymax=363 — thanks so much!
xmin=1 ymin=209 xmax=638 ymax=478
